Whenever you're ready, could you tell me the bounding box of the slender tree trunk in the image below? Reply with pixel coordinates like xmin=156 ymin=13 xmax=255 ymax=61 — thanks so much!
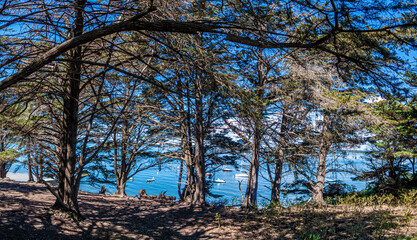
xmin=0 ymin=162 xmax=6 ymax=178
xmin=179 ymin=124 xmax=194 ymax=201
xmin=192 ymin=72 xmax=206 ymax=207
xmin=177 ymin=77 xmax=187 ymax=201
xmin=312 ymin=113 xmax=330 ymax=204
xmin=53 ymin=0 xmax=86 ymax=219
xmin=182 ymin=148 xmax=195 ymax=202
xmin=243 ymin=52 xmax=265 ymax=209
xmin=115 ymin=152 xmax=128 ymax=196
xmin=27 ymin=140 xmax=34 ymax=182
xmin=36 ymin=151 xmax=44 ymax=183
xmin=0 ymin=142 xmax=6 ymax=178
xmin=242 ymin=128 xmax=261 ymax=208
xmin=114 ymin=87 xmax=131 ymax=197
xmin=182 ymin=81 xmax=196 ymax=202
xmin=271 ymin=104 xmax=288 ymax=204
xmin=178 ymin=155 xmax=184 ymax=200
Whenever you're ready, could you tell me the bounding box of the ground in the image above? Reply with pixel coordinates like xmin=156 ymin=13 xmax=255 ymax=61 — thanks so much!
xmin=1 ymin=179 xmax=417 ymax=239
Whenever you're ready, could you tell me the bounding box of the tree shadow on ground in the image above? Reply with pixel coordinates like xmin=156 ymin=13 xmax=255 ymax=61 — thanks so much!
xmin=1 ymin=181 xmax=416 ymax=239
xmin=220 ymin=205 xmax=415 ymax=239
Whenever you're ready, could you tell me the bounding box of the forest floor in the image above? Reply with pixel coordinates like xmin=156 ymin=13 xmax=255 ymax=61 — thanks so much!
xmin=1 ymin=179 xmax=417 ymax=240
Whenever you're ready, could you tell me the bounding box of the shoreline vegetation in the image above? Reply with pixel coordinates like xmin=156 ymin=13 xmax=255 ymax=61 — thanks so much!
xmin=1 ymin=179 xmax=417 ymax=239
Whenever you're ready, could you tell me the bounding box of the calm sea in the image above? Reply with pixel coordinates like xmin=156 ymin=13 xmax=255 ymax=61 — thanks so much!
xmin=10 ymin=152 xmax=368 ymax=206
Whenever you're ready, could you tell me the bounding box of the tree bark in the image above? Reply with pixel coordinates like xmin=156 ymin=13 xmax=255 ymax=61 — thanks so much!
xmin=27 ymin=140 xmax=34 ymax=182
xmin=271 ymin=103 xmax=288 ymax=204
xmin=182 ymin=148 xmax=195 ymax=202
xmin=242 ymin=128 xmax=261 ymax=208
xmin=178 ymin=77 xmax=193 ymax=202
xmin=0 ymin=162 xmax=6 ymax=178
xmin=243 ymin=50 xmax=265 ymax=208
xmin=192 ymin=71 xmax=206 ymax=207
xmin=0 ymin=142 xmax=7 ymax=178
xmin=180 ymin=131 xmax=195 ymax=202
xmin=35 ymin=150 xmax=44 ymax=183
xmin=115 ymin=177 xmax=127 ymax=196
xmin=312 ymin=113 xmax=330 ymax=204
xmin=114 ymin=137 xmax=128 ymax=197
xmin=53 ymin=0 xmax=86 ymax=220
xmin=181 ymin=80 xmax=196 ymax=202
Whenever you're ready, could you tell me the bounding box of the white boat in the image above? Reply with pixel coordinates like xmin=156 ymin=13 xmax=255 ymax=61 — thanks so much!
xmin=146 ymin=177 xmax=155 ymax=182
xmin=235 ymin=173 xmax=248 ymax=178
xmin=213 ymin=178 xmax=226 ymax=183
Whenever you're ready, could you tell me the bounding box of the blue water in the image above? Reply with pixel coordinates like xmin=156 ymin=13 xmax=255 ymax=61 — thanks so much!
xmin=79 ymin=152 xmax=368 ymax=206
xmin=10 ymin=151 xmax=368 ymax=206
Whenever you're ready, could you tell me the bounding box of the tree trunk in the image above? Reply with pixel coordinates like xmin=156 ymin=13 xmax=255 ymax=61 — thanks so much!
xmin=179 ymin=129 xmax=195 ymax=202
xmin=114 ymin=88 xmax=131 ymax=197
xmin=27 ymin=140 xmax=34 ymax=182
xmin=182 ymin=149 xmax=195 ymax=202
xmin=178 ymin=77 xmax=193 ymax=202
xmin=312 ymin=113 xmax=330 ymax=204
xmin=242 ymin=53 xmax=265 ymax=209
xmin=36 ymin=151 xmax=44 ymax=183
xmin=115 ymin=177 xmax=127 ymax=196
xmin=0 ymin=142 xmax=6 ymax=179
xmin=242 ymin=130 xmax=261 ymax=208
xmin=182 ymin=80 xmax=195 ymax=202
xmin=192 ymin=72 xmax=206 ymax=207
xmin=115 ymin=137 xmax=128 ymax=197
xmin=0 ymin=162 xmax=6 ymax=178
xmin=178 ymin=155 xmax=184 ymax=200
xmin=53 ymin=0 xmax=86 ymax=220
xmin=271 ymin=153 xmax=283 ymax=204
xmin=271 ymin=104 xmax=288 ymax=204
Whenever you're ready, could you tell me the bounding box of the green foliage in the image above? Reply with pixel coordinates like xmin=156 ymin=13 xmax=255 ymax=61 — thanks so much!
xmin=298 ymin=230 xmax=322 ymax=240
xmin=215 ymin=212 xmax=221 ymax=228
xmin=0 ymin=148 xmax=19 ymax=162
xmin=358 ymin=93 xmax=417 ymax=193
xmin=332 ymin=189 xmax=417 ymax=207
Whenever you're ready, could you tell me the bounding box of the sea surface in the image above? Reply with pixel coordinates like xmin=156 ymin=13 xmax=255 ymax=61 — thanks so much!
xmin=9 ymin=151 xmax=368 ymax=206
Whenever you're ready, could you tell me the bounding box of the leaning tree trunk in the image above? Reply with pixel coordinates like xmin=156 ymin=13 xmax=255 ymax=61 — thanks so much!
xmin=53 ymin=0 xmax=86 ymax=220
xmin=271 ymin=103 xmax=288 ymax=204
xmin=192 ymin=72 xmax=206 ymax=207
xmin=312 ymin=113 xmax=330 ymax=204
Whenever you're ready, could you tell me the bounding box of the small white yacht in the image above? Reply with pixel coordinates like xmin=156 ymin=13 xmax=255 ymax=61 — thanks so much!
xmin=235 ymin=173 xmax=249 ymax=178
xmin=213 ymin=178 xmax=226 ymax=183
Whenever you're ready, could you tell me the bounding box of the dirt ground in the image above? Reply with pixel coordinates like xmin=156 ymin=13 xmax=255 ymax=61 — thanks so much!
xmin=1 ymin=179 xmax=417 ymax=240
